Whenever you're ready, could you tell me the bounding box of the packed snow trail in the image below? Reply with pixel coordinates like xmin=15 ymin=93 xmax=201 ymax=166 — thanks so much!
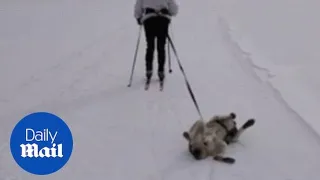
xmin=1 ymin=0 xmax=320 ymax=180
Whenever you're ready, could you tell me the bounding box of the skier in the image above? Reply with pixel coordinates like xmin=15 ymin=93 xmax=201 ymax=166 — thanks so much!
xmin=134 ymin=0 xmax=178 ymax=84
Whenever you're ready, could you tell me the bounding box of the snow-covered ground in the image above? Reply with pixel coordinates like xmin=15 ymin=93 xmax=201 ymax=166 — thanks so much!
xmin=216 ymin=0 xmax=320 ymax=135
xmin=1 ymin=0 xmax=320 ymax=180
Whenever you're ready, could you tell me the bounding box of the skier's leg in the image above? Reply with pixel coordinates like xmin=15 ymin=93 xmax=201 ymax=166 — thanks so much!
xmin=143 ymin=19 xmax=156 ymax=79
xmin=156 ymin=17 xmax=170 ymax=81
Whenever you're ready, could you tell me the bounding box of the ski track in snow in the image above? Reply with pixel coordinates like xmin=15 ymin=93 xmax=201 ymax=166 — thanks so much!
xmin=1 ymin=0 xmax=320 ymax=180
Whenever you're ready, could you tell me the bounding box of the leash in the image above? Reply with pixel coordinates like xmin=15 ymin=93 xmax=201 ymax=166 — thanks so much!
xmin=141 ymin=8 xmax=204 ymax=120
xmin=167 ymin=34 xmax=204 ymax=120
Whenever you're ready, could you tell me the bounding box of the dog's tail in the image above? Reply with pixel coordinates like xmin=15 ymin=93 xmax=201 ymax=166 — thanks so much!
xmin=213 ymin=155 xmax=235 ymax=164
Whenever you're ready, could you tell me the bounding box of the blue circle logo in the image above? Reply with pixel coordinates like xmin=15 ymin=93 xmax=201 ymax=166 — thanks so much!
xmin=10 ymin=112 xmax=73 ymax=175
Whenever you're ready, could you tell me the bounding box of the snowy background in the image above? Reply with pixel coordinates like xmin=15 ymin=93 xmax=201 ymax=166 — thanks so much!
xmin=1 ymin=0 xmax=320 ymax=179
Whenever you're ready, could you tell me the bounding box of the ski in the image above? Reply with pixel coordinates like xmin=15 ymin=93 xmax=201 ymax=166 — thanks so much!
xmin=144 ymin=77 xmax=164 ymax=91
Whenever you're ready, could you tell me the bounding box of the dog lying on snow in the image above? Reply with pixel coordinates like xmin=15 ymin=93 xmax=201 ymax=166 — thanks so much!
xmin=182 ymin=112 xmax=255 ymax=164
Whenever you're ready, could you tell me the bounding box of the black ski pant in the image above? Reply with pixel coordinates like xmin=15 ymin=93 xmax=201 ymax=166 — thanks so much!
xmin=143 ymin=16 xmax=170 ymax=74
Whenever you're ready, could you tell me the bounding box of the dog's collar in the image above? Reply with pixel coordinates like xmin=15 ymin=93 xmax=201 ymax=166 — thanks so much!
xmin=215 ymin=121 xmax=229 ymax=133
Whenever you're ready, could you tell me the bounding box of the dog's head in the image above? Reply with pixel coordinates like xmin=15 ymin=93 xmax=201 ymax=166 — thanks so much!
xmin=182 ymin=120 xmax=211 ymax=160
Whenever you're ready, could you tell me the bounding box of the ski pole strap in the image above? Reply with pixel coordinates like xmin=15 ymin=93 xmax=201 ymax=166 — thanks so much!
xmin=167 ymin=34 xmax=204 ymax=120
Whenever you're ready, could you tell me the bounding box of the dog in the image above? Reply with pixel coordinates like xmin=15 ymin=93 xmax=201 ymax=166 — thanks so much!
xmin=182 ymin=112 xmax=255 ymax=164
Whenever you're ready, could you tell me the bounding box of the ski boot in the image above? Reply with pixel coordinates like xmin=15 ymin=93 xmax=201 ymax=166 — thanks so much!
xmin=158 ymin=71 xmax=165 ymax=91
xmin=144 ymin=70 xmax=152 ymax=90
xmin=158 ymin=71 xmax=165 ymax=82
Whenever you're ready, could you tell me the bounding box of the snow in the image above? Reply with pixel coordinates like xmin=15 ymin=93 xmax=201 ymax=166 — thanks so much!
xmin=1 ymin=0 xmax=320 ymax=180
xmin=216 ymin=0 xmax=320 ymax=136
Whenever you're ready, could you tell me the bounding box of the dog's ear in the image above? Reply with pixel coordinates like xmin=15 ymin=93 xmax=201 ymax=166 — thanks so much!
xmin=183 ymin=131 xmax=190 ymax=141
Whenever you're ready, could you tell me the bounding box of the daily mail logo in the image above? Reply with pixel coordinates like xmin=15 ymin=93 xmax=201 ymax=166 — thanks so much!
xmin=10 ymin=112 xmax=73 ymax=175
xmin=20 ymin=128 xmax=63 ymax=158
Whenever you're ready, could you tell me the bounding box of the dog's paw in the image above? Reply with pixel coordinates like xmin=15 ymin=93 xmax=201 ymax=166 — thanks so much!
xmin=243 ymin=119 xmax=255 ymax=129
xmin=230 ymin=112 xmax=236 ymax=119
xmin=222 ymin=157 xmax=236 ymax=164
xmin=214 ymin=156 xmax=236 ymax=164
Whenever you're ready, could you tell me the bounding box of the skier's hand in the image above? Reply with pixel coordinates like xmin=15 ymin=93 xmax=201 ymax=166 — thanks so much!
xmin=160 ymin=8 xmax=169 ymax=15
xmin=136 ymin=18 xmax=142 ymax=25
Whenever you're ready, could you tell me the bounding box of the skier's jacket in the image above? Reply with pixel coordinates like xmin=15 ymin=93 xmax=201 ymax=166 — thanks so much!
xmin=134 ymin=0 xmax=178 ymax=24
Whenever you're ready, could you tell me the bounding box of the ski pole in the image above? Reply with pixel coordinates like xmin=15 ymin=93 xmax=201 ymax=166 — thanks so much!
xmin=167 ymin=25 xmax=172 ymax=73
xmin=168 ymin=38 xmax=172 ymax=73
xmin=127 ymin=25 xmax=142 ymax=87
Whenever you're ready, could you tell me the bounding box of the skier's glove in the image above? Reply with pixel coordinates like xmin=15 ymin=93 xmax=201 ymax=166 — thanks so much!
xmin=160 ymin=8 xmax=170 ymax=15
xmin=136 ymin=18 xmax=142 ymax=25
